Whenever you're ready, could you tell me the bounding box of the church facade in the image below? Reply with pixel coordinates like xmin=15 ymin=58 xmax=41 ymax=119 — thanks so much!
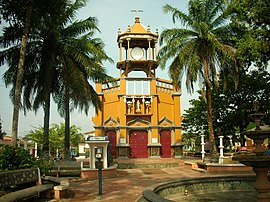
xmin=92 ymin=16 xmax=183 ymax=158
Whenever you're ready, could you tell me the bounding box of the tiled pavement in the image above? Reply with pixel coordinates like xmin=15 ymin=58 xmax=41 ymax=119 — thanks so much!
xmin=55 ymin=158 xmax=254 ymax=202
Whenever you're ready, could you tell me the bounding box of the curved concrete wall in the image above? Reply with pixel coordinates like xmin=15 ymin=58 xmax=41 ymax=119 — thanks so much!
xmin=137 ymin=175 xmax=259 ymax=202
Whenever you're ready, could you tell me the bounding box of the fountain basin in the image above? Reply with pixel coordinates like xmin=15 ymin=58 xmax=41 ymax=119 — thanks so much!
xmin=242 ymin=128 xmax=270 ymax=155
xmin=137 ymin=175 xmax=263 ymax=202
xmin=233 ymin=155 xmax=270 ymax=168
xmin=243 ymin=130 xmax=270 ymax=141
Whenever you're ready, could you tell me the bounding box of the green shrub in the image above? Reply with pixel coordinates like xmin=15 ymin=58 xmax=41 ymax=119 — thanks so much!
xmin=35 ymin=157 xmax=54 ymax=175
xmin=0 ymin=145 xmax=54 ymax=174
xmin=0 ymin=145 xmax=36 ymax=171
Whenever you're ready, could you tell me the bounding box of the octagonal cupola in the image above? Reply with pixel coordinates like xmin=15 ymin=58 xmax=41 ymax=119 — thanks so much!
xmin=117 ymin=16 xmax=159 ymax=78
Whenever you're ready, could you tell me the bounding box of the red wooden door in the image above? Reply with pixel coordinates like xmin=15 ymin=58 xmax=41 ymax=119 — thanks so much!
xmin=160 ymin=130 xmax=171 ymax=158
xmin=129 ymin=131 xmax=148 ymax=158
xmin=105 ymin=130 xmax=116 ymax=157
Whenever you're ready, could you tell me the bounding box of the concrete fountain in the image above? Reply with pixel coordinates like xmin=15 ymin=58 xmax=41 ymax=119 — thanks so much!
xmin=138 ymin=101 xmax=269 ymax=202
xmin=233 ymin=105 xmax=270 ymax=202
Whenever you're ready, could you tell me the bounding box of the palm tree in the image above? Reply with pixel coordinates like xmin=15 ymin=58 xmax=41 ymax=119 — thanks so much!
xmin=1 ymin=0 xmax=112 ymax=159
xmin=0 ymin=0 xmax=33 ymax=147
xmin=159 ymin=0 xmax=236 ymax=154
xmin=47 ymin=0 xmax=112 ymax=160
xmin=52 ymin=18 xmax=113 ymax=159
xmin=29 ymin=0 xmax=112 ymax=159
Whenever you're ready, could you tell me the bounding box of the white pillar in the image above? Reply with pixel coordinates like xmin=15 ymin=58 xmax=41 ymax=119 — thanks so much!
xmin=147 ymin=38 xmax=152 ymax=60
xmin=23 ymin=141 xmax=27 ymax=150
xmin=103 ymin=145 xmax=108 ymax=169
xmin=34 ymin=142 xmax=38 ymax=158
xmin=228 ymin=135 xmax=233 ymax=156
xmin=171 ymin=130 xmax=175 ymax=145
xmin=218 ymin=136 xmax=224 ymax=164
xmin=127 ymin=38 xmax=131 ymax=60
xmin=91 ymin=146 xmax=95 ymax=169
xmin=119 ymin=40 xmax=123 ymax=62
xmin=155 ymin=41 xmax=158 ymax=61
xmin=191 ymin=139 xmax=195 ymax=151
xmin=201 ymin=134 xmax=206 ymax=161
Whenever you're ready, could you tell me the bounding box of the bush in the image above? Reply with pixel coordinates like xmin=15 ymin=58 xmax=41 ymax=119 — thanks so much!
xmin=0 ymin=145 xmax=54 ymax=174
xmin=35 ymin=157 xmax=54 ymax=175
xmin=0 ymin=145 xmax=36 ymax=171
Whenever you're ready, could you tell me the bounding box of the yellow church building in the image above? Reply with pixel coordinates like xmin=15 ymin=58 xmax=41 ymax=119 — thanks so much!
xmin=92 ymin=16 xmax=183 ymax=158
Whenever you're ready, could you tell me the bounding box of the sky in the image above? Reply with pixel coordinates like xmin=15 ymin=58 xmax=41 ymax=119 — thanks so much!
xmin=0 ymin=0 xmax=199 ymax=137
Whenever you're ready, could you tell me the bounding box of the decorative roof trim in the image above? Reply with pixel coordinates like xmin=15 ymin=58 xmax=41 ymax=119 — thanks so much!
xmin=103 ymin=116 xmax=119 ymax=127
xmin=158 ymin=116 xmax=174 ymax=126
xmin=127 ymin=117 xmax=151 ymax=126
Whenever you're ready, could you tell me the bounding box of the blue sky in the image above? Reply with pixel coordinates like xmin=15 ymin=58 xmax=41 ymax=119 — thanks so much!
xmin=0 ymin=0 xmax=199 ymax=136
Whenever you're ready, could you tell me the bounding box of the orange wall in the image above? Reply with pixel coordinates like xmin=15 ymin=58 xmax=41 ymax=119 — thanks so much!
xmin=93 ymin=78 xmax=182 ymax=144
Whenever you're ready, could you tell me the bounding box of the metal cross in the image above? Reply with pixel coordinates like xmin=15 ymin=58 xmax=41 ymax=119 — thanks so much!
xmin=131 ymin=9 xmax=143 ymax=16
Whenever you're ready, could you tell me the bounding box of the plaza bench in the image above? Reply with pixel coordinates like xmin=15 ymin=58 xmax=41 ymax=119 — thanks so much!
xmin=42 ymin=176 xmax=70 ymax=200
xmin=0 ymin=168 xmax=54 ymax=202
xmin=49 ymin=165 xmax=81 ymax=177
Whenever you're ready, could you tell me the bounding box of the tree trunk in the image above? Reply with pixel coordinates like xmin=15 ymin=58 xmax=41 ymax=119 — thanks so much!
xmin=43 ymin=93 xmax=51 ymax=159
xmin=64 ymin=87 xmax=70 ymax=160
xmin=12 ymin=1 xmax=33 ymax=147
xmin=206 ymin=85 xmax=218 ymax=154
xmin=203 ymin=59 xmax=218 ymax=155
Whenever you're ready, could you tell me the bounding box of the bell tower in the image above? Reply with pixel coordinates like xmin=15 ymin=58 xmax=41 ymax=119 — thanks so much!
xmin=92 ymin=15 xmax=183 ymax=159
xmin=117 ymin=14 xmax=158 ymax=78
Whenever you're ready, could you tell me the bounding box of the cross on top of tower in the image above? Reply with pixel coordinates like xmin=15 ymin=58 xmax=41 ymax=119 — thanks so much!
xmin=131 ymin=9 xmax=143 ymax=17
xmin=131 ymin=9 xmax=143 ymax=23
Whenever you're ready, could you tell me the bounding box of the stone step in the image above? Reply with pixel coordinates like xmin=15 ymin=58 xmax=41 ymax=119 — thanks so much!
xmin=192 ymin=167 xmax=207 ymax=173
xmin=117 ymin=162 xmax=179 ymax=169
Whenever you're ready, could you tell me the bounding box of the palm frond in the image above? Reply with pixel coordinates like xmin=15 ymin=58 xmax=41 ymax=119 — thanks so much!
xmin=63 ymin=17 xmax=99 ymax=38
xmin=163 ymin=4 xmax=193 ymax=26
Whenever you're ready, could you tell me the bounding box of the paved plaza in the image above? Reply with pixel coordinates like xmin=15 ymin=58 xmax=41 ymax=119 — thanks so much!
xmin=55 ymin=158 xmax=254 ymax=202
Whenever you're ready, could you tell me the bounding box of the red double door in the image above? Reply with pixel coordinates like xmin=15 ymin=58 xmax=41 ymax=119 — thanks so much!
xmin=160 ymin=130 xmax=171 ymax=158
xmin=105 ymin=130 xmax=116 ymax=158
xmin=129 ymin=130 xmax=148 ymax=158
xmin=108 ymin=130 xmax=171 ymax=158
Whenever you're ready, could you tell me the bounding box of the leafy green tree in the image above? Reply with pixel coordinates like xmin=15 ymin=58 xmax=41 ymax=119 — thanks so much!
xmin=182 ymin=95 xmax=208 ymax=134
xmin=217 ymin=70 xmax=270 ymax=143
xmin=159 ymin=0 xmax=236 ymax=154
xmin=183 ymin=70 xmax=270 ymax=145
xmin=228 ymin=0 xmax=270 ymax=67
xmin=24 ymin=123 xmax=84 ymax=158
